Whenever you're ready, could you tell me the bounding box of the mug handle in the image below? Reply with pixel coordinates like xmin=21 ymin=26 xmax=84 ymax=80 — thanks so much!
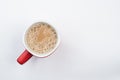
xmin=17 ymin=50 xmax=33 ymax=65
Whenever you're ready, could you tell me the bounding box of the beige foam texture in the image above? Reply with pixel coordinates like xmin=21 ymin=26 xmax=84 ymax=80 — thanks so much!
xmin=26 ymin=23 xmax=57 ymax=54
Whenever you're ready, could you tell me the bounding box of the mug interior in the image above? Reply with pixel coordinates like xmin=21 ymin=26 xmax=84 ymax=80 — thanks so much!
xmin=23 ymin=22 xmax=60 ymax=57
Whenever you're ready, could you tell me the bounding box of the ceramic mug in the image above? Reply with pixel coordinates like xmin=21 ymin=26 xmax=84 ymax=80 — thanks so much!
xmin=17 ymin=22 xmax=60 ymax=64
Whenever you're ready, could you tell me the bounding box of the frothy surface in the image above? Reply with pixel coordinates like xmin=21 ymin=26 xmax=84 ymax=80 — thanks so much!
xmin=25 ymin=22 xmax=57 ymax=54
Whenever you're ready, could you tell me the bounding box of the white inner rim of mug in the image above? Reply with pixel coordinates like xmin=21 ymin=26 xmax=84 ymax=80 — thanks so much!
xmin=23 ymin=22 xmax=60 ymax=57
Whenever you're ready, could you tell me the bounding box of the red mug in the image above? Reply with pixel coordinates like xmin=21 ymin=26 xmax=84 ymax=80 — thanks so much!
xmin=17 ymin=22 xmax=60 ymax=64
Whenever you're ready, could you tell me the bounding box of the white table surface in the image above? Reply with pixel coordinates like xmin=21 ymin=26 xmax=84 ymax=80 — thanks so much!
xmin=0 ymin=0 xmax=120 ymax=80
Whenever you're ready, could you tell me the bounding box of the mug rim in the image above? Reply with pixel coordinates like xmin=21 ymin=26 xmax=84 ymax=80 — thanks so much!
xmin=23 ymin=22 xmax=60 ymax=57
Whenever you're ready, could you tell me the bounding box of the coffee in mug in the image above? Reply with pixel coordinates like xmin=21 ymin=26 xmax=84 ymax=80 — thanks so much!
xmin=17 ymin=22 xmax=60 ymax=65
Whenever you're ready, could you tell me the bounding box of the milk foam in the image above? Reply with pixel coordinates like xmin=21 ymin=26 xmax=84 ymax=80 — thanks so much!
xmin=25 ymin=22 xmax=57 ymax=54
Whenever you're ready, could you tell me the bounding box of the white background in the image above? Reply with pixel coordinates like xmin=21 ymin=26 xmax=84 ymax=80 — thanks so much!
xmin=0 ymin=0 xmax=120 ymax=80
